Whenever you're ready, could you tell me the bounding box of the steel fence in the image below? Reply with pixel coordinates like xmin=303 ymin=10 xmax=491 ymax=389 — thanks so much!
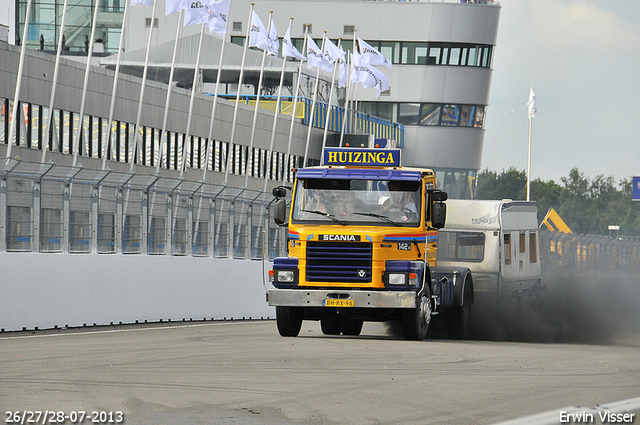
xmin=540 ymin=230 xmax=640 ymax=277
xmin=0 ymin=158 xmax=288 ymax=260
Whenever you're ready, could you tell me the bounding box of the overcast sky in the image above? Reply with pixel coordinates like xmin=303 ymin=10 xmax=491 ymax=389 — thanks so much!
xmin=483 ymin=0 xmax=640 ymax=184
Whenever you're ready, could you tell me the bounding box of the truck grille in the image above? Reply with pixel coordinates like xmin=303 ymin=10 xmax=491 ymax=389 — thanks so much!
xmin=306 ymin=241 xmax=372 ymax=283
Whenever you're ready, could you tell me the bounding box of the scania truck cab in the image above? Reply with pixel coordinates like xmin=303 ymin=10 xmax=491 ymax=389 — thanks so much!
xmin=268 ymin=147 xmax=473 ymax=341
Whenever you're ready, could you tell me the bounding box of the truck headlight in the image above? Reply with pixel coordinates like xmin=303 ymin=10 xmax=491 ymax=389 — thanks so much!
xmin=388 ymin=273 xmax=407 ymax=286
xmin=276 ymin=270 xmax=295 ymax=283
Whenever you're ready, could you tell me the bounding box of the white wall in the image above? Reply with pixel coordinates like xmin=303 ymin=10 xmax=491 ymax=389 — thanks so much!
xmin=0 ymin=253 xmax=275 ymax=332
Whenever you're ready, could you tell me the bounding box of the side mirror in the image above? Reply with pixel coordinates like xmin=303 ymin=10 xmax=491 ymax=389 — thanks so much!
xmin=271 ymin=199 xmax=287 ymax=227
xmin=432 ymin=190 xmax=448 ymax=202
xmin=272 ymin=186 xmax=287 ymax=199
xmin=431 ymin=202 xmax=446 ymax=229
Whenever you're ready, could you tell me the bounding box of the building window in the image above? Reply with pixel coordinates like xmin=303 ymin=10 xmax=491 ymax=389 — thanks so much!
xmin=460 ymin=105 xmax=475 ymax=127
xmin=233 ymin=21 xmax=242 ymax=32
xmin=474 ymin=106 xmax=485 ymax=128
xmin=359 ymin=40 xmax=492 ymax=67
xmin=401 ymin=42 xmax=429 ymax=65
xmin=379 ymin=41 xmax=399 ymax=64
xmin=398 ymin=103 xmax=420 ymax=125
xmin=360 ymin=102 xmax=486 ymax=129
xmin=145 ymin=18 xmax=158 ymax=28
xmin=344 ymin=25 xmax=355 ymax=35
xmin=441 ymin=105 xmax=460 ymax=126
xmin=420 ymin=104 xmax=441 ymax=126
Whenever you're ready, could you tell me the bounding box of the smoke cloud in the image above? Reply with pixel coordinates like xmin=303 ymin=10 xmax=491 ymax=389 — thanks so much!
xmin=466 ymin=275 xmax=640 ymax=344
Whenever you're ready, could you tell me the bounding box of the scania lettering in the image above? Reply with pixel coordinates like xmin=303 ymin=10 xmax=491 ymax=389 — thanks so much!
xmin=268 ymin=147 xmax=473 ymax=341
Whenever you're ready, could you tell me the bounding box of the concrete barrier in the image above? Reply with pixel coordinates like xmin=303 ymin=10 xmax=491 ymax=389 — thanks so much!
xmin=0 ymin=253 xmax=274 ymax=331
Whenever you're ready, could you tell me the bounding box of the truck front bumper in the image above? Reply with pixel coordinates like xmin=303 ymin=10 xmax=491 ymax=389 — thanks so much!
xmin=268 ymin=288 xmax=417 ymax=309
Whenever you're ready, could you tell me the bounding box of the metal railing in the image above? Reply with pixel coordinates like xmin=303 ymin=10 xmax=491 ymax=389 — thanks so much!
xmin=222 ymin=95 xmax=404 ymax=147
xmin=539 ymin=230 xmax=640 ymax=277
xmin=0 ymin=158 xmax=289 ymax=260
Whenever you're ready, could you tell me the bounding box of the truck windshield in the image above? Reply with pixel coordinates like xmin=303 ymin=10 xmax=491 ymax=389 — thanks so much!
xmin=292 ymin=178 xmax=422 ymax=226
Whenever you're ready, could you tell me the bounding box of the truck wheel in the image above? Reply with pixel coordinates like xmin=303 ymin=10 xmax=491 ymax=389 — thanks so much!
xmin=451 ymin=281 xmax=472 ymax=340
xmin=340 ymin=320 xmax=363 ymax=336
xmin=402 ymin=287 xmax=431 ymax=341
xmin=320 ymin=319 xmax=341 ymax=335
xmin=276 ymin=306 xmax=302 ymax=337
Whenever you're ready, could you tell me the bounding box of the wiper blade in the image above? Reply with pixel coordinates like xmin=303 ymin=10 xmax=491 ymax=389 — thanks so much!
xmin=352 ymin=212 xmax=400 ymax=226
xmin=301 ymin=209 xmax=348 ymax=226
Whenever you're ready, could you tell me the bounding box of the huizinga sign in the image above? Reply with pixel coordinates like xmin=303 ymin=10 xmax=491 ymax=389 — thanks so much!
xmin=323 ymin=148 xmax=401 ymax=167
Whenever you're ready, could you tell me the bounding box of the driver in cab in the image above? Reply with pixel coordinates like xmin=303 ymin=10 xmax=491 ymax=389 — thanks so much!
xmin=383 ymin=181 xmax=419 ymax=222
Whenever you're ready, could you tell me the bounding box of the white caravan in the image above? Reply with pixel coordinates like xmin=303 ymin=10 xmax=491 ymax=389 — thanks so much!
xmin=437 ymin=200 xmax=543 ymax=301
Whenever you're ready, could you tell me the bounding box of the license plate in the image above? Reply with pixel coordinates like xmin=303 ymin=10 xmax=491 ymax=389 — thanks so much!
xmin=323 ymin=299 xmax=354 ymax=307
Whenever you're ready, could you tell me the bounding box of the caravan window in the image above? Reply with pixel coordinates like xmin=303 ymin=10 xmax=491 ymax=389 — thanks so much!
xmin=529 ymin=232 xmax=538 ymax=263
xmin=438 ymin=231 xmax=485 ymax=262
xmin=504 ymin=234 xmax=511 ymax=265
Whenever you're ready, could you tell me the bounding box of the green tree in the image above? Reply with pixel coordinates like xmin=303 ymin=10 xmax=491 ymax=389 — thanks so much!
xmin=476 ymin=167 xmax=526 ymax=200
xmin=475 ymin=166 xmax=640 ymax=237
xmin=529 ymin=178 xmax=563 ymax=223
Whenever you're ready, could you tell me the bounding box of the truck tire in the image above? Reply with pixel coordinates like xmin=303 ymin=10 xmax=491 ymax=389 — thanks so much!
xmin=320 ymin=319 xmax=341 ymax=335
xmin=402 ymin=287 xmax=431 ymax=341
xmin=276 ymin=306 xmax=302 ymax=337
xmin=340 ymin=320 xmax=363 ymax=336
xmin=450 ymin=280 xmax=472 ymax=340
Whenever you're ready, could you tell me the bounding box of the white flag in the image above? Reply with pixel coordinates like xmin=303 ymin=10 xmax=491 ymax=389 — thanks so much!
xmin=338 ymin=59 xmax=347 ymax=88
xmin=323 ymin=38 xmax=345 ymax=63
xmin=350 ymin=51 xmax=363 ymax=84
xmin=358 ymin=37 xmax=392 ymax=71
xmin=282 ymin=25 xmax=306 ymax=61
xmin=266 ymin=20 xmax=279 ymax=56
xmin=166 ymin=0 xmax=188 ymax=15
xmin=324 ymin=39 xmax=346 ymax=88
xmin=352 ymin=51 xmax=389 ymax=98
xmin=306 ymin=36 xmax=332 ymax=73
xmin=249 ymin=12 xmax=272 ymax=52
xmin=207 ymin=0 xmax=229 ymax=37
xmin=184 ymin=0 xmax=211 ymax=27
xmin=132 ymin=0 xmax=153 ymax=6
xmin=527 ymin=86 xmax=537 ymax=118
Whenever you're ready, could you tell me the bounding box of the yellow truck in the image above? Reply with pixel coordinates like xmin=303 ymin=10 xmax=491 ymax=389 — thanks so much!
xmin=268 ymin=147 xmax=473 ymax=340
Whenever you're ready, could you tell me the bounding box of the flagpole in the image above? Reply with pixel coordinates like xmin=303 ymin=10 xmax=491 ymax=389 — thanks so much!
xmin=128 ymin=0 xmax=157 ymax=171
xmin=101 ymin=0 xmax=131 ymax=170
xmin=339 ymin=53 xmax=352 ymax=147
xmin=282 ymin=25 xmax=308 ymax=184
xmin=340 ymin=29 xmax=357 ymax=146
xmin=303 ymin=32 xmax=327 ymax=167
xmin=5 ymin=0 xmax=33 ymax=161
xmin=527 ymin=109 xmax=532 ymax=202
xmin=260 ymin=17 xmax=292 ymax=189
xmin=526 ymin=84 xmax=536 ymax=202
xmin=155 ymin=10 xmax=184 ymax=175
xmin=72 ymin=0 xmax=101 ymax=167
xmin=40 ymin=0 xmax=69 ymax=164
xmin=321 ymin=38 xmax=341 ymax=158
xmin=179 ymin=24 xmax=207 ymax=178
xmin=225 ymin=3 xmax=255 ymax=185
xmin=203 ymin=18 xmax=229 ymax=181
xmin=244 ymin=11 xmax=274 ymax=188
